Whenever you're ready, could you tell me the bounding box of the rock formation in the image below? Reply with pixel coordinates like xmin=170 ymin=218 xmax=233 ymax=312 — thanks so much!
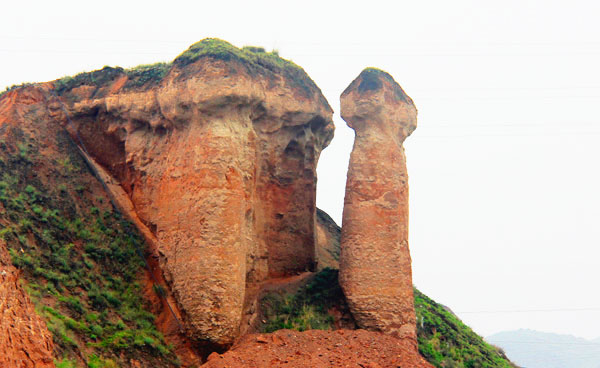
xmin=52 ymin=39 xmax=334 ymax=349
xmin=0 ymin=40 xmax=515 ymax=367
xmin=339 ymin=68 xmax=418 ymax=342
xmin=315 ymin=208 xmax=341 ymax=270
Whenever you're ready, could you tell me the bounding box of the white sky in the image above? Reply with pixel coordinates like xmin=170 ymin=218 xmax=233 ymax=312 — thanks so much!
xmin=3 ymin=0 xmax=600 ymax=340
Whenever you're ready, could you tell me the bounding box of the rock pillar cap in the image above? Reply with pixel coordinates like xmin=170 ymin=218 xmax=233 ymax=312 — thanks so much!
xmin=341 ymin=68 xmax=417 ymax=143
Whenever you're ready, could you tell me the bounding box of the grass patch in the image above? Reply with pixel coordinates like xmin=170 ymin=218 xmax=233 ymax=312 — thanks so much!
xmin=53 ymin=66 xmax=125 ymax=95
xmin=415 ymin=288 xmax=515 ymax=368
xmin=55 ymin=358 xmax=78 ymax=368
xmin=124 ymin=62 xmax=171 ymax=89
xmin=261 ymin=268 xmax=342 ymax=332
xmin=175 ymin=38 xmax=317 ymax=97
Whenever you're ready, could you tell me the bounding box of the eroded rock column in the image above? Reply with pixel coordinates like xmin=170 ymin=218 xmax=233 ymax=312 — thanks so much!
xmin=339 ymin=68 xmax=418 ymax=342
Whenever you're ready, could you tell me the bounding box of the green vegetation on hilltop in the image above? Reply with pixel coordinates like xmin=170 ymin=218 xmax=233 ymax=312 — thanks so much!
xmin=0 ymin=126 xmax=176 ymax=367
xmin=174 ymin=38 xmax=316 ymax=96
xmin=53 ymin=66 xmax=125 ymax=94
xmin=53 ymin=62 xmax=171 ymax=95
xmin=174 ymin=38 xmax=297 ymax=71
xmin=174 ymin=38 xmax=248 ymax=65
xmin=261 ymin=268 xmax=514 ymax=368
xmin=2 ymin=38 xmax=318 ymax=99
xmin=123 ymin=62 xmax=170 ymax=89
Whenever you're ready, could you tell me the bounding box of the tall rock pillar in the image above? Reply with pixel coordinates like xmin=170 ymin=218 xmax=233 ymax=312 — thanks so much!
xmin=339 ymin=68 xmax=418 ymax=342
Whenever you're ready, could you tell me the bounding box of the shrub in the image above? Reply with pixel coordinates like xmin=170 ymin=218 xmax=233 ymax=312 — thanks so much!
xmin=87 ymin=354 xmax=118 ymax=368
xmin=124 ymin=62 xmax=171 ymax=89
xmin=89 ymin=324 xmax=103 ymax=339
xmin=173 ymin=38 xmax=315 ymax=97
xmin=87 ymin=288 xmax=109 ymax=310
xmin=55 ymin=358 xmax=77 ymax=368
xmin=59 ymin=295 xmax=84 ymax=315
xmin=261 ymin=268 xmax=342 ymax=333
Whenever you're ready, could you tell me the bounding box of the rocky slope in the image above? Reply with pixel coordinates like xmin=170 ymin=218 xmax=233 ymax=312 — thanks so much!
xmin=0 ymin=85 xmax=178 ymax=367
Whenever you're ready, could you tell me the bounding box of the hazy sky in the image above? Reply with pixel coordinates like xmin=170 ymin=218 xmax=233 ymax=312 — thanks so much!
xmin=3 ymin=0 xmax=600 ymax=340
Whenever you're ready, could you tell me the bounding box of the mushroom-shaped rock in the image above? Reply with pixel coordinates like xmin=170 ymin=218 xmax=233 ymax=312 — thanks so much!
xmin=60 ymin=39 xmax=334 ymax=350
xmin=339 ymin=68 xmax=418 ymax=343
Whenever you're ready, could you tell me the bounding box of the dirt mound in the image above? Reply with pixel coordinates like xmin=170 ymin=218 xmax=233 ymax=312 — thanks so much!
xmin=201 ymin=329 xmax=431 ymax=368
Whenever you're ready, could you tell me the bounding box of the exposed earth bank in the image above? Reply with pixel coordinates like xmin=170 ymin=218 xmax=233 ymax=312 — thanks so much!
xmin=201 ymin=329 xmax=431 ymax=368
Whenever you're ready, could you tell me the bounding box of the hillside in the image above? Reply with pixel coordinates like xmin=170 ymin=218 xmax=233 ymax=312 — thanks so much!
xmin=415 ymin=290 xmax=516 ymax=368
xmin=488 ymin=329 xmax=600 ymax=368
xmin=2 ymin=38 xmax=514 ymax=367
xmin=0 ymin=88 xmax=178 ymax=367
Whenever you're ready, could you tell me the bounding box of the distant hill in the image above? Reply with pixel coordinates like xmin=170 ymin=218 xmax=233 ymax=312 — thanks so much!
xmin=487 ymin=329 xmax=600 ymax=368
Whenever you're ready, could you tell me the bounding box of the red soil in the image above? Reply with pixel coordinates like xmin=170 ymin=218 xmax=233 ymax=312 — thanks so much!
xmin=201 ymin=329 xmax=432 ymax=368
